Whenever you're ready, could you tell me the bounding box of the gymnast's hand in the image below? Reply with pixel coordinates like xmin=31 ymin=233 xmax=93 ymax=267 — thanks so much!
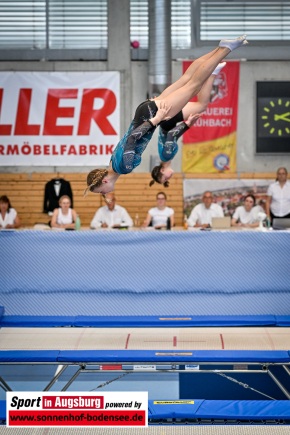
xmin=185 ymin=112 xmax=203 ymax=127
xmin=150 ymin=101 xmax=172 ymax=126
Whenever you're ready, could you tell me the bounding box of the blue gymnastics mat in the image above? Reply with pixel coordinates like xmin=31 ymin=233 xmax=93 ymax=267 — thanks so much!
xmin=1 ymin=308 xmax=290 ymax=327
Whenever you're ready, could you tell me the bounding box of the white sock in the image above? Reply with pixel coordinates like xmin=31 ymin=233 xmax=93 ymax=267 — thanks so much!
xmin=212 ymin=61 xmax=227 ymax=76
xmin=219 ymin=34 xmax=248 ymax=51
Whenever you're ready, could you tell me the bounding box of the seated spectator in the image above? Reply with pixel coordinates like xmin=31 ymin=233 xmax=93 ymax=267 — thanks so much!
xmin=142 ymin=192 xmax=174 ymax=229
xmin=90 ymin=192 xmax=133 ymax=229
xmin=0 ymin=195 xmax=21 ymax=229
xmin=231 ymin=194 xmax=262 ymax=228
xmin=51 ymin=195 xmax=78 ymax=229
xmin=187 ymin=191 xmax=224 ymax=228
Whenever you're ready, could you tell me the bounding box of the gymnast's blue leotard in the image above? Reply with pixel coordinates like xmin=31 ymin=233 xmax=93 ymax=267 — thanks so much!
xmin=158 ymin=119 xmax=189 ymax=163
xmin=111 ymin=100 xmax=158 ymax=174
xmin=111 ymin=120 xmax=155 ymax=174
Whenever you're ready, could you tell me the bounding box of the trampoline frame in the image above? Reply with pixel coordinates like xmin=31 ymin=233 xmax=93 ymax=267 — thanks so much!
xmin=1 ymin=353 xmax=290 ymax=399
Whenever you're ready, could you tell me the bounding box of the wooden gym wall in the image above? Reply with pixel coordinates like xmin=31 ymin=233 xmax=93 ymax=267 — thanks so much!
xmin=0 ymin=172 xmax=275 ymax=228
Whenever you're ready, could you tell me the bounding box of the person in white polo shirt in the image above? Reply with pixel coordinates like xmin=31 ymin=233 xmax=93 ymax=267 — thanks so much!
xmin=266 ymin=167 xmax=290 ymax=223
xmin=187 ymin=191 xmax=224 ymax=228
xmin=231 ymin=194 xmax=262 ymax=228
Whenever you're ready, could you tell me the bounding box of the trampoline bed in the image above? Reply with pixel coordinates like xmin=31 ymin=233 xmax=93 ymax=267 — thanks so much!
xmin=1 ymin=326 xmax=290 ymax=351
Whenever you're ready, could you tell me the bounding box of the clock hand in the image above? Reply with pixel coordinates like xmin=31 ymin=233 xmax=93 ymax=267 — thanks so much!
xmin=281 ymin=112 xmax=290 ymax=121
xmin=274 ymin=112 xmax=290 ymax=122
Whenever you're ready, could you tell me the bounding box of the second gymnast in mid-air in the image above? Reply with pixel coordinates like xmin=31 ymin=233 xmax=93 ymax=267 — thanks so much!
xmin=150 ymin=61 xmax=227 ymax=188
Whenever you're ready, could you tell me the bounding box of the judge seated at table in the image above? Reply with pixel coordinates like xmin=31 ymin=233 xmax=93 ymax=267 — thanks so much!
xmin=142 ymin=192 xmax=174 ymax=229
xmin=90 ymin=192 xmax=133 ymax=229
xmin=231 ymin=194 xmax=263 ymax=228
xmin=187 ymin=191 xmax=224 ymax=229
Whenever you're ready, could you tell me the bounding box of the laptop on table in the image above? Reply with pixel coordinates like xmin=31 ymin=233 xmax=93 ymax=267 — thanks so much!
xmin=272 ymin=218 xmax=290 ymax=230
xmin=211 ymin=216 xmax=231 ymax=230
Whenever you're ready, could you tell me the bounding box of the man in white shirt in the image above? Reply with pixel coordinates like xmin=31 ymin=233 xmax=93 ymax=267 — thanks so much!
xmin=187 ymin=191 xmax=224 ymax=228
xmin=90 ymin=193 xmax=133 ymax=229
xmin=266 ymin=167 xmax=290 ymax=221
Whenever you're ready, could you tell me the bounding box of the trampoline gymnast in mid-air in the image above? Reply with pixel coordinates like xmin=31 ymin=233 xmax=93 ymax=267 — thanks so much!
xmin=85 ymin=35 xmax=248 ymax=200
xmin=149 ymin=61 xmax=227 ymax=188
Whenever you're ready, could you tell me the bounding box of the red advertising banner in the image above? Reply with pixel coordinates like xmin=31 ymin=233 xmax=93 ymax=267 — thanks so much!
xmin=0 ymin=72 xmax=120 ymax=166
xmin=8 ymin=410 xmax=146 ymax=427
xmin=182 ymin=61 xmax=240 ymax=173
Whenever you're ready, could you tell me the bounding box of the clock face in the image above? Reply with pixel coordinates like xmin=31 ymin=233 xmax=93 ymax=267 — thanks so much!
xmin=257 ymin=97 xmax=290 ymax=138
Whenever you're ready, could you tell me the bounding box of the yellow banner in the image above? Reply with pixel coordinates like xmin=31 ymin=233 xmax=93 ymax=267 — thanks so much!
xmin=182 ymin=131 xmax=237 ymax=173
